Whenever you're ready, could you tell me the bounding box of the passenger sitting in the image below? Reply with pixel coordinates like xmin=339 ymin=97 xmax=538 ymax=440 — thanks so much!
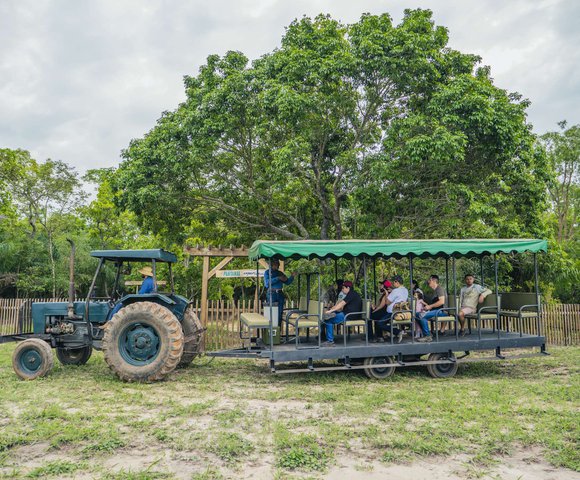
xmin=368 ymin=280 xmax=392 ymax=339
xmin=322 ymin=281 xmax=362 ymax=347
xmin=322 ymin=279 xmax=344 ymax=309
xmin=413 ymin=290 xmax=428 ymax=339
xmin=416 ymin=275 xmax=447 ymax=343
xmin=374 ymin=275 xmax=409 ymax=343
xmin=458 ymin=274 xmax=491 ymax=336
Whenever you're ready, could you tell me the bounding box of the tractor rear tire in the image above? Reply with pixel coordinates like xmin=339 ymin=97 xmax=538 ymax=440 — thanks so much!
xmin=56 ymin=345 xmax=93 ymax=365
xmin=177 ymin=307 xmax=203 ymax=368
xmin=12 ymin=338 xmax=54 ymax=380
xmin=102 ymin=302 xmax=184 ymax=382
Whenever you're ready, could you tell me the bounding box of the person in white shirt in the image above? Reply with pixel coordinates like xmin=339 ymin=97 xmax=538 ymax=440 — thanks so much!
xmin=458 ymin=274 xmax=492 ymax=336
xmin=374 ymin=275 xmax=410 ymax=343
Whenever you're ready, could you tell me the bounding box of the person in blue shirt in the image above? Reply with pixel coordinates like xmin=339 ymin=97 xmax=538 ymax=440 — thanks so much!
xmin=263 ymin=259 xmax=295 ymax=328
xmin=109 ymin=266 xmax=155 ymax=318
xmin=137 ymin=266 xmax=155 ymax=294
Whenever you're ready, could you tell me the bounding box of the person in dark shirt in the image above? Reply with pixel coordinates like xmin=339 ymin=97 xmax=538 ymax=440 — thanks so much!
xmin=416 ymin=274 xmax=447 ymax=343
xmin=322 ymin=281 xmax=362 ymax=346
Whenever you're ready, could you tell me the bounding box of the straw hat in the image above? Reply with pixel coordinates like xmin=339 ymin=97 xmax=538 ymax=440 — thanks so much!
xmin=138 ymin=266 xmax=153 ymax=277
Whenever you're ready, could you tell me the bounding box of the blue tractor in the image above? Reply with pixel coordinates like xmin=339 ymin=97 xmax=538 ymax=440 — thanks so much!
xmin=7 ymin=246 xmax=203 ymax=382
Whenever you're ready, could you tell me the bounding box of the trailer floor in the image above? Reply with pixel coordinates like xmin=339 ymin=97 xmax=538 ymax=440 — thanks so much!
xmin=209 ymin=329 xmax=546 ymax=363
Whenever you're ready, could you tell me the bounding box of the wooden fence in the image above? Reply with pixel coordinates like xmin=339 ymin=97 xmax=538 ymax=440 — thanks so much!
xmin=0 ymin=298 xmax=578 ymax=348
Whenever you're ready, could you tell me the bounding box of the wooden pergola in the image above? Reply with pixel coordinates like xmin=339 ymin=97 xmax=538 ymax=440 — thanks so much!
xmin=183 ymin=245 xmax=276 ymax=326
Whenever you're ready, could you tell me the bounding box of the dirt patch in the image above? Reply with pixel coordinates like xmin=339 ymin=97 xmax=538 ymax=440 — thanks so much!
xmin=325 ymin=451 xmax=580 ymax=480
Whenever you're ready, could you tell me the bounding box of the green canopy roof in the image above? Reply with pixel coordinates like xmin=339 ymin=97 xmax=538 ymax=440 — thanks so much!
xmin=249 ymin=239 xmax=547 ymax=261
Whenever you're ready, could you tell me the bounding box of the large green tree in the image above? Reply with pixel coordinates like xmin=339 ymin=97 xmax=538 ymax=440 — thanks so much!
xmin=118 ymin=10 xmax=521 ymax=241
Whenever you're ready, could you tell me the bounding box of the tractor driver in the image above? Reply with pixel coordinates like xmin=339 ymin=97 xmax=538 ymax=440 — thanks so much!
xmin=109 ymin=266 xmax=155 ymax=317
xmin=137 ymin=266 xmax=155 ymax=294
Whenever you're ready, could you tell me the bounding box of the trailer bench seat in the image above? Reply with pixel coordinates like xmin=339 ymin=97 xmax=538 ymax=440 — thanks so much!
xmin=500 ymin=310 xmax=539 ymax=318
xmin=295 ymin=319 xmax=320 ymax=328
xmin=240 ymin=313 xmax=271 ymax=328
xmin=465 ymin=313 xmax=498 ymax=320
xmin=294 ymin=300 xmax=323 ymax=349
xmin=344 ymin=319 xmax=366 ymax=327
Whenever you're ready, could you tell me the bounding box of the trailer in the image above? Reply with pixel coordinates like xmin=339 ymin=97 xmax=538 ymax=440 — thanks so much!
xmin=208 ymin=239 xmax=548 ymax=378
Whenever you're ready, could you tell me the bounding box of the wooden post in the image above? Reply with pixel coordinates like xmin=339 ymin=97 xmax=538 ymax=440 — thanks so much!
xmin=201 ymin=256 xmax=210 ymax=328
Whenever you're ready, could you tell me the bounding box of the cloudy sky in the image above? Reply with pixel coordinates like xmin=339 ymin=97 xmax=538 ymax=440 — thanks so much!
xmin=1 ymin=0 xmax=578 ymax=175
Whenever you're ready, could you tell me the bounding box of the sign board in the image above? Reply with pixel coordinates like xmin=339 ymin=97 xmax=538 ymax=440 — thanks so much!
xmin=215 ymin=269 xmax=265 ymax=278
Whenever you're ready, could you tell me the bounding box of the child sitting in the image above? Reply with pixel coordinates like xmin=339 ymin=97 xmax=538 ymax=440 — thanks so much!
xmin=413 ymin=291 xmax=428 ymax=339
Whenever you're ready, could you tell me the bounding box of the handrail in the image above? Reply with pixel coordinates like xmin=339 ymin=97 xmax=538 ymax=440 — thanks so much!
xmin=389 ymin=309 xmax=414 ymax=344
xmin=294 ymin=313 xmax=321 ymax=349
xmin=343 ymin=311 xmax=368 ymax=347
xmin=433 ymin=307 xmax=458 ymax=341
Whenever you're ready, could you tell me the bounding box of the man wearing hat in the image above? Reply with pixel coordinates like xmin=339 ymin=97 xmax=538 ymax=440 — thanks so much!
xmin=137 ymin=266 xmax=155 ymax=294
xmin=108 ymin=265 xmax=156 ymax=317
xmin=322 ymin=280 xmax=362 ymax=346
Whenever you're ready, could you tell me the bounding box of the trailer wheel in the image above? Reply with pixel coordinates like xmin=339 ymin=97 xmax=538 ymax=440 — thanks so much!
xmin=426 ymin=353 xmax=458 ymax=378
xmin=177 ymin=307 xmax=203 ymax=368
xmin=56 ymin=346 xmax=93 ymax=365
xmin=103 ymin=302 xmax=184 ymax=382
xmin=363 ymin=356 xmax=396 ymax=379
xmin=12 ymin=339 xmax=54 ymax=380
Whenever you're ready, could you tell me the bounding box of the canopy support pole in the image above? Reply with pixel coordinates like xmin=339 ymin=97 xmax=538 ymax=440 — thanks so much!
xmin=445 ymin=258 xmax=450 ymax=293
xmin=452 ymin=256 xmax=457 ymax=339
xmin=372 ymin=258 xmax=377 ymax=304
xmin=409 ymin=255 xmax=415 ymax=342
xmin=534 ymin=253 xmax=541 ymax=337
xmin=494 ymin=254 xmax=500 ymax=339
xmin=480 ymin=257 xmax=484 ymax=287
xmin=318 ymin=260 xmax=322 ymax=347
xmin=268 ymin=259 xmax=274 ymax=349
xmin=255 ymin=261 xmax=259 ymax=308
xmin=363 ymin=258 xmax=368 ymax=302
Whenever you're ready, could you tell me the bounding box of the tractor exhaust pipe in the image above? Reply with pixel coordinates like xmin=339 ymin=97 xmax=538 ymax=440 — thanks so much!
xmin=66 ymin=239 xmax=78 ymax=319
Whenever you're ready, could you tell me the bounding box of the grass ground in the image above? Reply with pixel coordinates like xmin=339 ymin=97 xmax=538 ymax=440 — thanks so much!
xmin=0 ymin=344 xmax=578 ymax=479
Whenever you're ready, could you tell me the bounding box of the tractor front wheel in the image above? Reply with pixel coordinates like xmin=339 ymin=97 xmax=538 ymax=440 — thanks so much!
xmin=12 ymin=338 xmax=54 ymax=380
xmin=177 ymin=307 xmax=203 ymax=368
xmin=56 ymin=345 xmax=93 ymax=365
xmin=103 ymin=302 xmax=184 ymax=382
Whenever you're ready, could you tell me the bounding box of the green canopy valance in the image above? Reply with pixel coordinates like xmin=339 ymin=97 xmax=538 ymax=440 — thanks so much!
xmin=249 ymin=239 xmax=547 ymax=261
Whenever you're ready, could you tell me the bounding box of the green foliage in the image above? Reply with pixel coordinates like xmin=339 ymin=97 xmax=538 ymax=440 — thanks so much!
xmin=26 ymin=460 xmax=87 ymax=478
xmin=539 ymin=122 xmax=580 ymax=303
xmin=116 ymin=10 xmax=548 ymax=244
xmin=207 ymin=432 xmax=254 ymax=463
xmin=274 ymin=425 xmax=330 ymax=471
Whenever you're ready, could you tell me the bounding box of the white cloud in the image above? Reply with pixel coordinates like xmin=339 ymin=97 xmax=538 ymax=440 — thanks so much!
xmin=0 ymin=0 xmax=577 ymax=173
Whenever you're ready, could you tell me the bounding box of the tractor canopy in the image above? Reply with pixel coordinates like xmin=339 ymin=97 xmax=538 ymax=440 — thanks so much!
xmin=90 ymin=249 xmax=177 ymax=263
